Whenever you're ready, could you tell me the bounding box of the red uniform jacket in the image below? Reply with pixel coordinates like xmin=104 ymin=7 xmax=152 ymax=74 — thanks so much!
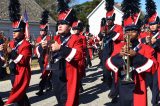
xmin=35 ymin=35 xmax=51 ymax=76
xmin=101 ymin=24 xmax=124 ymax=71
xmin=87 ymin=37 xmax=94 ymax=60
xmin=54 ymin=34 xmax=83 ymax=106
xmin=78 ymin=33 xmax=87 ymax=79
xmin=79 ymin=32 xmax=87 ymax=57
xmin=104 ymin=24 xmax=124 ymax=41
xmin=108 ymin=24 xmax=124 ymax=51
xmin=106 ymin=40 xmax=157 ymax=106
xmin=5 ymin=39 xmax=32 ymax=105
xmin=139 ymin=31 xmax=160 ymax=89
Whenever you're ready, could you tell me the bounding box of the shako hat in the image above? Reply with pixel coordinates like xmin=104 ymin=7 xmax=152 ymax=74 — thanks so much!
xmin=9 ymin=0 xmax=26 ymax=32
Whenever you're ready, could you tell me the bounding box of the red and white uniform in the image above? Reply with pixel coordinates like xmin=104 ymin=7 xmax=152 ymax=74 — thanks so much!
xmin=87 ymin=35 xmax=94 ymax=60
xmin=35 ymin=35 xmax=51 ymax=76
xmin=5 ymin=39 xmax=32 ymax=105
xmin=78 ymin=32 xmax=87 ymax=79
xmin=139 ymin=31 xmax=160 ymax=89
xmin=106 ymin=41 xmax=157 ymax=106
xmin=53 ymin=34 xmax=83 ymax=106
xmin=105 ymin=24 xmax=124 ymax=49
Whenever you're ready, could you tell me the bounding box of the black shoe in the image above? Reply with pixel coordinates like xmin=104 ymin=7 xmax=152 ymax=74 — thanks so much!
xmin=111 ymin=97 xmax=118 ymax=103
xmin=153 ymin=103 xmax=160 ymax=106
xmin=101 ymin=78 xmax=109 ymax=84
xmin=36 ymin=91 xmax=44 ymax=96
xmin=46 ymin=87 xmax=52 ymax=92
xmin=108 ymin=91 xmax=117 ymax=99
xmin=101 ymin=78 xmax=106 ymax=82
xmin=79 ymin=87 xmax=84 ymax=93
xmin=0 ymin=99 xmax=4 ymax=106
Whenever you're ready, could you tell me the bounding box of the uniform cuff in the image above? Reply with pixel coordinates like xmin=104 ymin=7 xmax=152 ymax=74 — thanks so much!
xmin=112 ymin=32 xmax=120 ymax=41
xmin=135 ymin=59 xmax=153 ymax=73
xmin=132 ymin=53 xmax=153 ymax=73
xmin=13 ymin=54 xmax=23 ymax=64
xmin=107 ymin=54 xmax=125 ymax=72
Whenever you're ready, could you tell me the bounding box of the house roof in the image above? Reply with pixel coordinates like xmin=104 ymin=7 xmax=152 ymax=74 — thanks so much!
xmin=87 ymin=0 xmax=123 ymax=19
xmin=0 ymin=0 xmax=56 ymax=24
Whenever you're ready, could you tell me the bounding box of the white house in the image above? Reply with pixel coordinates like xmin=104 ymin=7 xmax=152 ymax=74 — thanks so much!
xmin=0 ymin=0 xmax=56 ymax=39
xmin=0 ymin=20 xmax=55 ymax=40
xmin=87 ymin=0 xmax=123 ymax=36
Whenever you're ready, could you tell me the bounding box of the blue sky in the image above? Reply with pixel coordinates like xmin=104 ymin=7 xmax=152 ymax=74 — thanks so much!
xmin=78 ymin=0 xmax=92 ymax=3
xmin=78 ymin=0 xmax=160 ymax=15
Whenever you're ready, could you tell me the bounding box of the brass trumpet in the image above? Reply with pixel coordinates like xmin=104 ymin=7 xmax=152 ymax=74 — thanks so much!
xmin=122 ymin=34 xmax=134 ymax=83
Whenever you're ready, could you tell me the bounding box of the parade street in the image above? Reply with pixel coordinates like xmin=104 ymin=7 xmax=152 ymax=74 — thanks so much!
xmin=0 ymin=58 xmax=152 ymax=106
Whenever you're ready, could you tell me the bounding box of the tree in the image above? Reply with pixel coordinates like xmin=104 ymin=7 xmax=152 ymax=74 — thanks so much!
xmin=74 ymin=0 xmax=101 ymax=25
xmin=35 ymin=0 xmax=101 ymax=23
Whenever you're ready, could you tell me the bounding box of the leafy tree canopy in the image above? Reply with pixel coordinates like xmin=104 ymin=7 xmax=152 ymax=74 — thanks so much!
xmin=35 ymin=0 xmax=101 ymax=25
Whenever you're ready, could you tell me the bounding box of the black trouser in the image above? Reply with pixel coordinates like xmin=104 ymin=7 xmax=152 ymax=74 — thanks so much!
xmin=98 ymin=49 xmax=103 ymax=66
xmin=86 ymin=49 xmax=92 ymax=67
xmin=52 ymin=70 xmax=67 ymax=106
xmin=102 ymin=67 xmax=112 ymax=86
xmin=146 ymin=71 xmax=160 ymax=105
xmin=39 ymin=77 xmax=47 ymax=91
xmin=46 ymin=72 xmax=52 ymax=90
xmin=101 ymin=56 xmax=112 ymax=87
xmin=38 ymin=59 xmax=44 ymax=73
xmin=0 ymin=68 xmax=7 ymax=79
xmin=38 ymin=71 xmax=52 ymax=92
xmin=92 ymin=48 xmax=95 ymax=56
xmin=108 ymin=73 xmax=119 ymax=99
xmin=9 ymin=63 xmax=17 ymax=85
xmin=38 ymin=60 xmax=48 ymax=91
xmin=101 ymin=39 xmax=113 ymax=86
xmin=10 ymin=73 xmax=15 ymax=85
xmin=38 ymin=61 xmax=45 ymax=91
xmin=0 ymin=96 xmax=4 ymax=106
xmin=17 ymin=93 xmax=30 ymax=106
xmin=79 ymin=80 xmax=84 ymax=92
xmin=119 ymin=80 xmax=135 ymax=106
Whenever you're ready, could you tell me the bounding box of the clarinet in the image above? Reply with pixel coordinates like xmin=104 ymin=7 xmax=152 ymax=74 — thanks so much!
xmin=46 ymin=33 xmax=55 ymax=70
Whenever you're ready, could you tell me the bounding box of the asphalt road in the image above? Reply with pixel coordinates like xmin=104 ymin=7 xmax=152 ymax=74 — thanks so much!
xmin=0 ymin=58 xmax=152 ymax=106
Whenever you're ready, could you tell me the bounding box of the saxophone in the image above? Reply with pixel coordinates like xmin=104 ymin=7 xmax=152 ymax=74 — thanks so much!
xmin=0 ymin=32 xmax=10 ymax=68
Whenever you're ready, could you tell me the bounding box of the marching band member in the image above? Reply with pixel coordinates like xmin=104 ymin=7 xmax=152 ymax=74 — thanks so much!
xmin=48 ymin=0 xmax=83 ymax=105
xmin=5 ymin=0 xmax=32 ymax=105
xmin=98 ymin=18 xmax=107 ymax=67
xmin=35 ymin=10 xmax=52 ymax=96
xmin=0 ymin=32 xmax=5 ymax=106
xmin=85 ymin=25 xmax=93 ymax=67
xmin=0 ymin=31 xmax=8 ymax=79
xmin=106 ymin=0 xmax=157 ymax=105
xmin=138 ymin=0 xmax=160 ymax=105
xmin=72 ymin=20 xmax=87 ymax=92
xmin=100 ymin=0 xmax=124 ymax=98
